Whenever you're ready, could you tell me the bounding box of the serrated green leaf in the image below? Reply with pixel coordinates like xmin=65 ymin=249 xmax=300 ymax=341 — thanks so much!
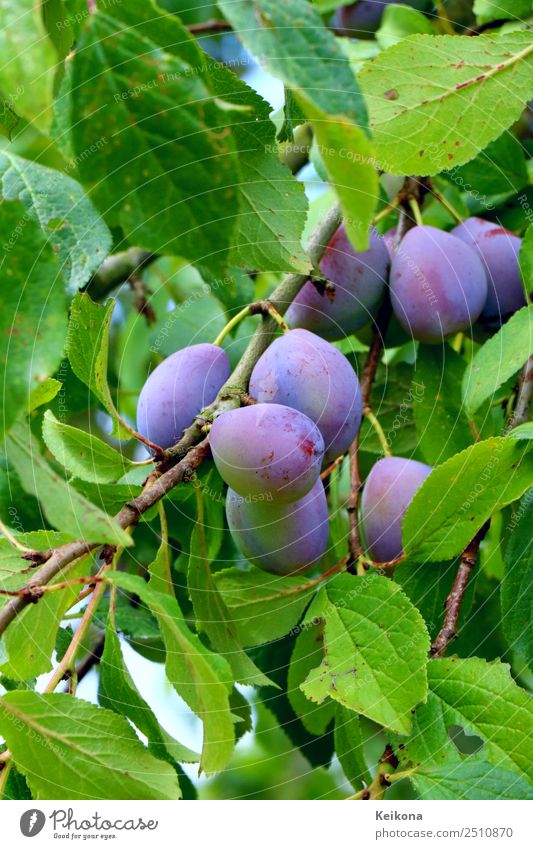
xmin=519 ymin=225 xmax=533 ymax=291
xmin=189 ymin=479 xmax=273 ymax=687
xmin=0 ymin=199 xmax=67 ymax=438
xmin=43 ymin=410 xmax=135 ymax=484
xmin=376 ymin=3 xmax=433 ymax=49
xmin=288 ymin=621 xmax=335 ymax=736
xmin=55 ymin=1 xmax=246 ymax=271
xmin=0 ymin=153 xmax=111 ymax=293
xmin=334 ymin=705 xmax=371 ymax=791
xmin=359 ymin=31 xmax=533 ymax=176
xmin=0 ymin=556 xmax=89 ymax=680
xmin=428 ymin=657 xmax=533 ymax=783
xmin=301 ymin=573 xmax=430 ymax=735
xmin=403 ymin=438 xmax=533 ymax=563
xmin=501 ymin=490 xmax=533 ymax=665
xmin=0 ymin=691 xmax=180 ymax=799
xmin=66 ymin=293 xmax=130 ymax=440
xmin=448 ymin=131 xmax=529 ymax=198
xmin=219 ymin=0 xmax=378 ymax=251
xmin=99 ymin=610 xmax=199 ymax=766
xmin=463 ymin=306 xmax=533 ymax=415
xmin=28 ymin=379 xmax=62 ymax=413
xmin=0 ymin=0 xmax=55 ymax=131
xmin=214 ymin=566 xmax=315 ymax=648
xmin=474 ymin=0 xmax=532 ymax=25
xmin=107 ymin=571 xmax=235 ymax=775
xmin=5 ymin=422 xmax=132 ymax=547
xmin=413 ymin=760 xmax=533 ymax=800
xmin=414 ymin=345 xmax=473 ymax=465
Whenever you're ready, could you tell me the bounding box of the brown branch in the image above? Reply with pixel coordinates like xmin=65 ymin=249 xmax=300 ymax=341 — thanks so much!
xmin=84 ymin=248 xmax=157 ymax=301
xmin=430 ymin=522 xmax=490 ymax=658
xmin=0 ymin=205 xmax=343 ymax=639
xmin=187 ymin=19 xmax=233 ymax=35
xmin=0 ymin=440 xmax=210 ymax=637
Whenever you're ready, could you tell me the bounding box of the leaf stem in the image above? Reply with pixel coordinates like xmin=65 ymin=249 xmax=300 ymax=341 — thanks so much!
xmin=372 ymin=197 xmax=400 ymax=226
xmin=433 ymin=0 xmax=455 ymax=35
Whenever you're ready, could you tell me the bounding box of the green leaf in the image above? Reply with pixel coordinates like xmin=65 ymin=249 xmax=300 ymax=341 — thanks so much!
xmin=0 ymin=0 xmax=55 ymax=131
xmin=301 ymin=573 xmax=430 ymax=735
xmin=0 ymin=153 xmax=111 ymax=293
xmin=334 ymin=705 xmax=371 ymax=791
xmin=42 ymin=410 xmax=136 ymax=484
xmin=0 ymin=691 xmax=180 ymax=799
xmin=66 ymin=293 xmax=130 ymax=440
xmin=510 ymin=422 xmax=533 ymax=440
xmin=288 ymin=621 xmax=335 ymax=735
xmin=463 ymin=306 xmax=533 ymax=415
xmin=501 ymin=490 xmax=533 ymax=665
xmin=448 ymin=131 xmax=529 ymax=198
xmin=403 ymin=438 xmax=533 ymax=563
xmin=519 ymin=225 xmax=533 ymax=291
xmin=188 ymin=477 xmax=273 ymax=687
xmin=0 ymin=556 xmax=89 ymax=680
xmin=0 ymin=199 xmax=67 ymax=438
xmin=0 ymin=91 xmax=22 ymax=140
xmin=413 ymin=760 xmax=533 ymax=800
xmin=28 ymin=379 xmax=62 ymax=413
xmin=99 ymin=610 xmax=199 ymax=766
xmin=414 ymin=345 xmax=473 ymax=465
xmin=359 ymin=31 xmax=533 ymax=176
xmin=42 ymin=0 xmax=75 ymax=62
xmin=474 ymin=0 xmax=532 ymax=25
xmin=376 ymin=3 xmax=433 ymax=49
xmin=0 ymin=532 xmax=71 ymax=613
xmin=428 ymin=657 xmax=533 ymax=783
xmin=395 ymin=557 xmax=475 ymax=641
xmin=5 ymin=422 xmax=132 ymax=547
xmin=56 ymin=1 xmax=249 ymax=271
xmin=218 ymin=0 xmax=378 ymax=251
xmin=107 ymin=571 xmax=235 ymax=775
xmin=214 ymin=566 xmax=315 ymax=648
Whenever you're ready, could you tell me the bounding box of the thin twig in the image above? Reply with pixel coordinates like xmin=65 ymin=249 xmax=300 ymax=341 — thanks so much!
xmin=430 ymin=522 xmax=490 ymax=657
xmin=509 ymin=355 xmax=533 ymax=429
xmin=85 ymin=248 xmax=157 ymax=301
xmin=63 ymin=634 xmax=105 ymax=692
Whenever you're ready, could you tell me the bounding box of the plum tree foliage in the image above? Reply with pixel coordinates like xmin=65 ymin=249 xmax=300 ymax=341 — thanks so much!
xmin=0 ymin=0 xmax=532 ymax=805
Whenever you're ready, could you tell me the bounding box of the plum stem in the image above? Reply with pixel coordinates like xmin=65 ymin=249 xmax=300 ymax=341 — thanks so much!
xmin=212 ymin=304 xmax=252 ymax=347
xmin=433 ymin=0 xmax=455 ymax=34
xmin=408 ymin=198 xmax=424 ymax=227
xmin=372 ymin=197 xmax=400 ymax=226
xmin=430 ymin=187 xmax=464 ymax=224
xmin=365 ymin=409 xmax=391 ymax=457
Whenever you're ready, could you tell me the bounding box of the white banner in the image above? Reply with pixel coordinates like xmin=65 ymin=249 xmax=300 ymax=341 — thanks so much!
xmin=0 ymin=800 xmax=531 ymax=848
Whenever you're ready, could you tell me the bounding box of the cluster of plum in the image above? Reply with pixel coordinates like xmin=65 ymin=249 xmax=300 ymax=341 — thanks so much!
xmin=137 ymin=212 xmax=524 ymax=574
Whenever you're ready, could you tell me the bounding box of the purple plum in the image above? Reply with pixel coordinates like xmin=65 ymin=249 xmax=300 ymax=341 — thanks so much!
xmin=452 ymin=217 xmax=525 ymax=319
xmin=137 ymin=343 xmax=230 ymax=450
xmin=285 ymin=224 xmax=389 ymax=341
xmin=226 ymin=479 xmax=329 ymax=575
xmin=333 ymin=1 xmax=430 ymax=38
xmin=249 ymin=329 xmax=362 ymax=464
xmin=210 ymin=403 xmax=324 ymax=503
xmin=361 ymin=456 xmax=432 ymax=562
xmin=390 ymin=225 xmax=487 ymax=343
